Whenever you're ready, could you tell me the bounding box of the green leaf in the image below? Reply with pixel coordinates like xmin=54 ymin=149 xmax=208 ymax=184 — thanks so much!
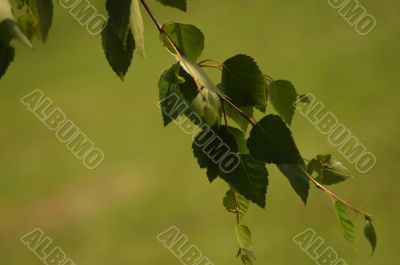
xmin=228 ymin=126 xmax=249 ymax=154
xmin=0 ymin=21 xmax=12 ymax=43
xmin=130 ymin=0 xmax=146 ymax=58
xmin=17 ymin=14 xmax=36 ymax=41
xmin=156 ymin=0 xmax=187 ymax=11
xmin=161 ymin=22 xmax=204 ymax=61
xmin=223 ymin=188 xmax=249 ymax=219
xmin=159 ymin=64 xmax=220 ymax=127
xmin=333 ymin=200 xmax=357 ymax=249
xmin=268 ymin=80 xmax=297 ymax=125
xmin=101 ymin=22 xmax=135 ymax=80
xmin=240 ymin=253 xmax=254 ymax=265
xmin=247 ymin=114 xmax=303 ymax=164
xmin=192 ymin=126 xmax=238 ymax=182
xmin=0 ymin=1 xmax=32 ymax=47
xmin=220 ymin=154 xmax=268 ymax=208
xmin=15 ymin=0 xmax=25 ymax=9
xmin=1 ymin=19 xmax=32 ymax=47
xmin=106 ymin=0 xmax=131 ymax=42
xmin=234 ymin=225 xmax=256 ymax=265
xmin=221 ymin=54 xmax=267 ymax=109
xmin=307 ymin=154 xmax=352 ymax=185
xmin=364 ymin=217 xmax=377 ymax=255
xmin=0 ymin=38 xmax=14 ymax=79
xmin=298 ymin=94 xmax=311 ymax=103
xmin=276 ymin=164 xmax=309 ymax=204
xmin=179 ymin=55 xmax=223 ymax=95
xmin=158 ymin=64 xmax=187 ymax=126
xmin=192 ymin=126 xmax=268 ymax=208
xmin=225 ymin=104 xmax=253 ymax=133
xmin=235 ymin=224 xmax=252 ymax=249
xmin=26 ymin=0 xmax=53 ymax=41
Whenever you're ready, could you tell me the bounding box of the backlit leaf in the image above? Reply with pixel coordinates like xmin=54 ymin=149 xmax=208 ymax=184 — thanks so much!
xmin=26 ymin=0 xmax=53 ymax=41
xmin=130 ymin=0 xmax=146 ymax=58
xmin=161 ymin=22 xmax=204 ymax=61
xmin=333 ymin=200 xmax=357 ymax=249
xmin=307 ymin=154 xmax=352 ymax=185
xmin=223 ymin=188 xmax=249 ymax=219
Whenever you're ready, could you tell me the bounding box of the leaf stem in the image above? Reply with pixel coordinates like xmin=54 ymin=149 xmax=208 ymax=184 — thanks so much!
xmin=221 ymin=96 xmax=257 ymax=126
xmin=298 ymin=165 xmax=371 ymax=218
xmin=139 ymin=0 xmax=162 ymax=32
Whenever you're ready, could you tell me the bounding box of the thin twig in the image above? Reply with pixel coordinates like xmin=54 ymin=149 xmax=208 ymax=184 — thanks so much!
xmin=298 ymin=166 xmax=371 ymax=217
xmin=199 ymin=63 xmax=223 ymax=70
xmin=221 ymin=96 xmax=257 ymax=126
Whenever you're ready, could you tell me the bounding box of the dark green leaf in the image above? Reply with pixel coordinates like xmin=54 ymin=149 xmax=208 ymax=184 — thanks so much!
xmin=307 ymin=154 xmax=352 ymax=185
xmin=158 ymin=64 xmax=187 ymax=126
xmin=223 ymin=188 xmax=249 ymax=219
xmin=220 ymin=154 xmax=268 ymax=208
xmin=221 ymin=54 xmax=267 ymax=109
xmin=364 ymin=217 xmax=377 ymax=255
xmin=247 ymin=114 xmax=303 ymax=164
xmin=161 ymin=22 xmax=204 ymax=61
xmin=333 ymin=200 xmax=357 ymax=249
xmin=228 ymin=126 xmax=249 ymax=154
xmin=0 ymin=19 xmax=13 ymax=43
xmin=268 ymin=80 xmax=297 ymax=125
xmin=106 ymin=0 xmax=131 ymax=41
xmin=298 ymin=94 xmax=311 ymax=103
xmin=192 ymin=126 xmax=268 ymax=208
xmin=192 ymin=126 xmax=238 ymax=182
xmin=26 ymin=0 xmax=53 ymax=41
xmin=156 ymin=0 xmax=187 ymax=11
xmin=0 ymin=39 xmax=14 ymax=79
xmin=102 ymin=22 xmax=135 ymax=80
xmin=276 ymin=164 xmax=309 ymax=204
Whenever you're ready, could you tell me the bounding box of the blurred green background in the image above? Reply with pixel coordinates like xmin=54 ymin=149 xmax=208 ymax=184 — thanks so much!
xmin=0 ymin=0 xmax=399 ymax=264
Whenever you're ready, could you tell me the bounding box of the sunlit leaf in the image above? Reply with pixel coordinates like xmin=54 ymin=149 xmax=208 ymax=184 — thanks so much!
xmin=333 ymin=200 xmax=357 ymax=249
xmin=161 ymin=22 xmax=204 ymax=61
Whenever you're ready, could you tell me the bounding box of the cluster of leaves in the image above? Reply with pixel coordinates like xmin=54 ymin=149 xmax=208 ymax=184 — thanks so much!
xmin=101 ymin=1 xmax=377 ymax=263
xmin=0 ymin=0 xmax=377 ymax=263
xmin=0 ymin=0 xmax=53 ymax=78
